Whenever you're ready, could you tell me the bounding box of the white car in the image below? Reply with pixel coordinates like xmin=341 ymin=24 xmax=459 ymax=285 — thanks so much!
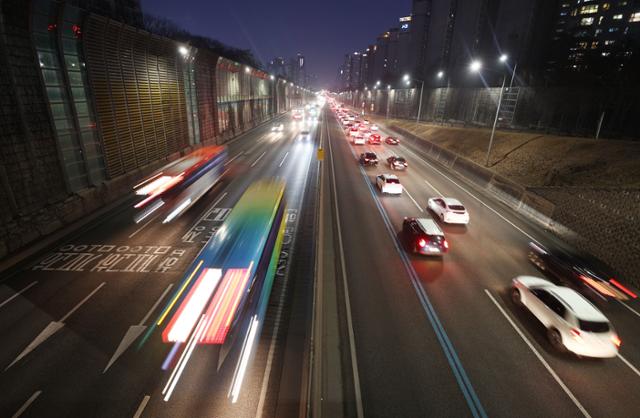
xmin=511 ymin=276 xmax=621 ymax=358
xmin=342 ymin=119 xmax=350 ymax=125
xmin=376 ymin=174 xmax=403 ymax=195
xmin=427 ymin=197 xmax=469 ymax=224
xmin=271 ymin=123 xmax=284 ymax=132
xmin=353 ymin=135 xmax=366 ymax=145
xmin=370 ymin=124 xmax=379 ymax=131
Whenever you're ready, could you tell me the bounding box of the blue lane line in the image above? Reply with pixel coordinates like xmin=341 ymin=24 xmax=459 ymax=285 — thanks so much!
xmin=333 ymin=122 xmax=487 ymax=418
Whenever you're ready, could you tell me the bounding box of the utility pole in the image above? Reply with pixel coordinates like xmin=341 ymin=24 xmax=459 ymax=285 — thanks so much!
xmin=485 ymin=74 xmax=506 ymax=167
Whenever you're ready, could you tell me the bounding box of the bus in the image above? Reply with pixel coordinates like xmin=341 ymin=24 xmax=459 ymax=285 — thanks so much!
xmin=155 ymin=179 xmax=287 ymax=401
xmin=132 ymin=145 xmax=227 ymax=224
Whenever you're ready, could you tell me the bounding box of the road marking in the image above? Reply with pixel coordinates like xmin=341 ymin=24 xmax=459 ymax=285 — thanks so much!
xmin=5 ymin=283 xmax=105 ymax=370
xmin=326 ymin=115 xmax=364 ymax=418
xmin=182 ymin=192 xmax=228 ymax=238
xmin=404 ymin=187 xmax=424 ymax=212
xmin=278 ymin=151 xmax=289 ymax=168
xmin=132 ymin=395 xmax=150 ymax=418
xmin=423 ymin=178 xmax=444 ymax=197
xmin=484 ymin=289 xmax=592 ymax=418
xmin=128 ymin=215 xmax=158 ymax=239
xmin=618 ymin=300 xmax=640 ymax=319
xmin=403 ymin=143 xmax=539 ymax=243
xmin=0 ymin=281 xmax=38 ymax=309
xmin=617 ymin=353 xmax=640 ymax=378
xmin=11 ymin=390 xmax=42 ymax=418
xmin=104 ymin=284 xmax=174 ymax=373
xmin=250 ymin=151 xmax=266 ymax=168
xmin=224 ymin=151 xmax=244 ymax=166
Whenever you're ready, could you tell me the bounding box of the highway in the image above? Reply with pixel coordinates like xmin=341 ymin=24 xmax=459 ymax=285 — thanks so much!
xmin=323 ymin=106 xmax=640 ymax=418
xmin=2 ymin=103 xmax=640 ymax=418
xmin=0 ymin=113 xmax=319 ymax=418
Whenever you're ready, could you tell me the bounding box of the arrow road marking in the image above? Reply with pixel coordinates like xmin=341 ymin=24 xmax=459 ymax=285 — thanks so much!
xmin=103 ymin=284 xmax=173 ymax=373
xmin=11 ymin=390 xmax=42 ymax=418
xmin=5 ymin=283 xmax=105 ymax=371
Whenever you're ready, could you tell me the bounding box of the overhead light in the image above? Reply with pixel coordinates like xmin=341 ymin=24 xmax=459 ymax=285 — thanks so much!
xmin=178 ymin=46 xmax=189 ymax=56
xmin=470 ymin=60 xmax=482 ymax=72
xmin=499 ymin=54 xmax=508 ymax=63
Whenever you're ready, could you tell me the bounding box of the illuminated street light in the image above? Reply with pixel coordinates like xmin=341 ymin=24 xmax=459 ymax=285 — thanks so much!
xmin=499 ymin=54 xmax=508 ymax=63
xmin=178 ymin=46 xmax=189 ymax=56
xmin=245 ymin=66 xmax=251 ymax=74
xmin=403 ymin=74 xmax=410 ymax=82
xmin=387 ymin=84 xmax=391 ymax=90
xmin=270 ymin=75 xmax=275 ymax=80
xmin=470 ymin=60 xmax=482 ymax=72
xmin=375 ymin=80 xmax=381 ymax=86
xmin=437 ymin=71 xmax=444 ymax=79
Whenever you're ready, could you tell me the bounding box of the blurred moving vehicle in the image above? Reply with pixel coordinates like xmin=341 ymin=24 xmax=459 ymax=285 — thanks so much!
xmin=385 ymin=136 xmax=399 ymax=145
xmin=133 ymin=145 xmax=227 ymax=224
xmin=427 ymin=197 xmax=469 ymax=224
xmin=528 ymin=242 xmax=636 ymax=301
xmin=376 ymin=174 xmax=403 ymax=195
xmin=402 ymin=217 xmax=448 ymax=256
xmin=511 ymin=276 xmax=621 ymax=358
xmin=359 ymin=152 xmax=379 ymax=166
xmin=271 ymin=123 xmax=284 ymax=132
xmin=368 ymin=133 xmax=381 ymax=144
xmin=387 ymin=156 xmax=408 ymax=171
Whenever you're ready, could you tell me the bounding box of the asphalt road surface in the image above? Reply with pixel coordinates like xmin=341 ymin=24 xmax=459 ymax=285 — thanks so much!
xmin=0 ymin=113 xmax=318 ymax=418
xmin=324 ymin=106 xmax=640 ymax=418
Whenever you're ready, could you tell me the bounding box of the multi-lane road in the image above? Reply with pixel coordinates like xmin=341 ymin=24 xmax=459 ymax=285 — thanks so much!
xmin=1 ymin=103 xmax=640 ymax=418
xmin=322 ymin=105 xmax=640 ymax=418
xmin=0 ymin=114 xmax=319 ymax=418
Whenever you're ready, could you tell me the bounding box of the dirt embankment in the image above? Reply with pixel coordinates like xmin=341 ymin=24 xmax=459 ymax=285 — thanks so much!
xmin=387 ymin=119 xmax=640 ymax=189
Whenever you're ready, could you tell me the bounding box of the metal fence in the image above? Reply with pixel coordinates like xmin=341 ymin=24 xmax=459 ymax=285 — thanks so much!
xmin=343 ymin=84 xmax=640 ymax=139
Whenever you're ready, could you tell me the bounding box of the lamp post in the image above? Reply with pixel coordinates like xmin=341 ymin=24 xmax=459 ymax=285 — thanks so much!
xmin=470 ymin=58 xmax=510 ymax=167
xmin=403 ymin=74 xmax=425 ymax=124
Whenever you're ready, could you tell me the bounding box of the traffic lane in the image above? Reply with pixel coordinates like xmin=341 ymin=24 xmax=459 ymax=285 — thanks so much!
xmin=0 ymin=116 xmax=301 ymax=417
xmin=135 ymin=117 xmax=318 ymax=418
xmin=368 ymin=125 xmax=640 ymax=417
xmin=334 ymin=121 xmax=586 ymax=418
xmin=326 ymin=116 xmax=473 ymax=417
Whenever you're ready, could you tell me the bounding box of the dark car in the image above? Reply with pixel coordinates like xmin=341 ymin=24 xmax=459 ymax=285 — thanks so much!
xmin=528 ymin=242 xmax=636 ymax=301
xmin=402 ymin=217 xmax=448 ymax=255
xmin=385 ymin=136 xmax=399 ymax=145
xmin=359 ymin=152 xmax=378 ymax=166
xmin=387 ymin=156 xmax=408 ymax=170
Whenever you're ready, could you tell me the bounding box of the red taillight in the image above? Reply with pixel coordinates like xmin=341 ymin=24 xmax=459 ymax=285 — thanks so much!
xmin=570 ymin=328 xmax=581 ymax=339
xmin=443 ymin=240 xmax=449 ymax=249
xmin=418 ymin=239 xmax=427 ymax=248
xmin=609 ymin=278 xmax=638 ymax=299
xmin=612 ymin=335 xmax=622 ymax=348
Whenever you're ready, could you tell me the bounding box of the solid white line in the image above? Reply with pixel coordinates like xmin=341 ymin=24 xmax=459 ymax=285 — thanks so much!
xmin=60 ymin=282 xmax=105 ymax=323
xmin=617 ymin=353 xmax=640 ymax=378
xmin=403 ymin=144 xmax=539 ymax=243
xmin=423 ymin=178 xmax=444 ymax=197
xmin=327 ymin=115 xmax=365 ymax=418
xmin=183 ymin=192 xmax=228 ymax=236
xmin=132 ymin=395 xmax=150 ymax=418
xmin=250 ymin=151 xmax=267 ymax=168
xmin=278 ymin=151 xmax=289 ymax=168
xmin=11 ymin=390 xmax=42 ymax=418
xmin=139 ymin=284 xmax=174 ymax=326
xmin=0 ymin=281 xmax=38 ymax=309
xmin=129 ymin=215 xmax=158 ymax=239
xmin=224 ymin=151 xmax=244 ymax=166
xmin=404 ymin=187 xmax=424 ymax=212
xmin=618 ymin=300 xmax=640 ymax=319
xmin=484 ymin=289 xmax=592 ymax=418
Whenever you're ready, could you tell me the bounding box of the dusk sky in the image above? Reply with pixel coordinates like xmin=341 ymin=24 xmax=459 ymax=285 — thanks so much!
xmin=140 ymin=0 xmax=410 ymax=89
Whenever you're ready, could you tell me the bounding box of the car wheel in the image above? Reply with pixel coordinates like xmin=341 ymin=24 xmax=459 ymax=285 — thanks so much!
xmin=547 ymin=328 xmax=566 ymax=352
xmin=511 ymin=288 xmax=523 ymax=306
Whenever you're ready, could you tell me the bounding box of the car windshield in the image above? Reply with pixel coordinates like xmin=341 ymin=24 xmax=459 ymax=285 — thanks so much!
xmin=395 ymin=158 xmax=406 ymax=163
xmin=449 ymin=205 xmax=465 ymax=211
xmin=578 ymin=320 xmax=610 ymax=333
xmin=365 ymin=153 xmax=377 ymax=158
xmin=386 ymin=178 xmax=400 ymax=184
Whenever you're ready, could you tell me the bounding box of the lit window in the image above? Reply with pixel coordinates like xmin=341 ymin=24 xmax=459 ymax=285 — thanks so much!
xmin=578 ymin=41 xmax=589 ymax=49
xmin=561 ymin=2 xmax=570 ymax=7
xmin=598 ymin=16 xmax=604 ymax=25
xmin=580 ymin=5 xmax=599 ymax=14
xmin=613 ymin=14 xmax=623 ymax=19
xmin=630 ymin=12 xmax=640 ymax=22
xmin=595 ymin=28 xmax=603 ymax=35
xmin=602 ymin=3 xmax=610 ymax=10
xmin=591 ymin=41 xmax=599 ymax=48
xmin=580 ymin=17 xmax=594 ymax=25
xmin=609 ymin=27 xmax=619 ymax=32
xmin=601 ymin=52 xmax=610 ymax=56
xmin=604 ymin=40 xmax=615 ymax=45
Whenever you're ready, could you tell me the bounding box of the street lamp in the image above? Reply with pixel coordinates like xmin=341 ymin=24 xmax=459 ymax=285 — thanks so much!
xmin=178 ymin=46 xmax=189 ymax=56
xmin=270 ymin=74 xmax=275 ymax=80
xmin=245 ymin=66 xmax=251 ymax=74
xmin=403 ymin=74 xmax=425 ymax=124
xmin=470 ymin=57 xmax=508 ymax=167
xmin=437 ymin=71 xmax=444 ymax=79
xmin=499 ymin=54 xmax=508 ymax=63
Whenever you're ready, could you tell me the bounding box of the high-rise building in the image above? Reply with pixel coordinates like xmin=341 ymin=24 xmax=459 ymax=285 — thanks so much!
xmin=547 ymin=1 xmax=640 ymax=82
xmin=267 ymin=57 xmax=287 ymax=78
